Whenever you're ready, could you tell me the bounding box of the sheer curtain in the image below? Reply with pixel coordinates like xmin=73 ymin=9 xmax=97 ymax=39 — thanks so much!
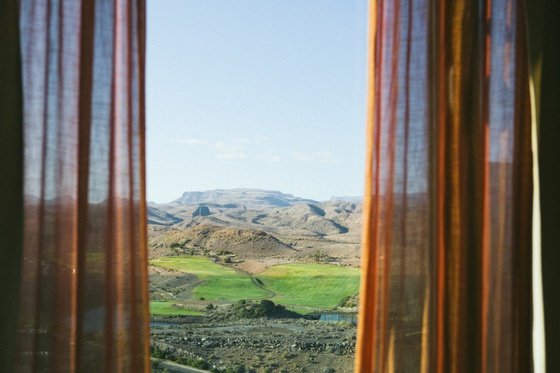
xmin=355 ymin=0 xmax=534 ymax=372
xmin=12 ymin=0 xmax=150 ymax=371
xmin=2 ymin=0 xmax=556 ymax=372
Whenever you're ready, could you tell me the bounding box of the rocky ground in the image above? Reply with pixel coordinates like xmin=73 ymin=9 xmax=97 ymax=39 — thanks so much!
xmin=151 ymin=316 xmax=356 ymax=373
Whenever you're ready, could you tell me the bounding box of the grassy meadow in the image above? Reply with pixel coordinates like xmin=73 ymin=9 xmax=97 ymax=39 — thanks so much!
xmin=151 ymin=256 xmax=270 ymax=301
xmin=258 ymin=263 xmax=360 ymax=308
xmin=150 ymin=255 xmax=360 ymax=314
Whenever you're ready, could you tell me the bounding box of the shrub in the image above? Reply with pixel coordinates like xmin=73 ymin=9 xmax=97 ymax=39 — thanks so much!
xmin=231 ymin=300 xmax=299 ymax=319
xmin=226 ymin=365 xmax=246 ymax=373
xmin=151 ymin=345 xmax=172 ymax=360
xmin=337 ymin=295 xmax=351 ymax=307
xmin=175 ymin=356 xmax=210 ymax=370
xmin=193 ymin=359 xmax=209 ymax=369
xmin=259 ymin=300 xmax=275 ymax=311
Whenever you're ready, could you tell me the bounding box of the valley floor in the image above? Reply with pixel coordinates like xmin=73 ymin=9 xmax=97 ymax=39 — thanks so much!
xmin=147 ymin=192 xmax=365 ymax=372
xmin=148 ymin=255 xmax=360 ymax=372
xmin=151 ymin=316 xmax=356 ymax=373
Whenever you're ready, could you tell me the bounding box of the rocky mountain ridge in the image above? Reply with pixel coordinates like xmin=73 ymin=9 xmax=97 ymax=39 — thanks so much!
xmin=148 ymin=189 xmax=363 ymax=271
xmin=171 ymin=188 xmax=320 ymax=209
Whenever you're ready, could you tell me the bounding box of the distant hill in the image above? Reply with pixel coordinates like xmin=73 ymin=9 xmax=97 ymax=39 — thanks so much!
xmin=147 ymin=205 xmax=183 ymax=226
xmin=148 ymin=189 xmax=363 ymax=270
xmin=171 ymin=188 xmax=318 ymax=209
xmin=330 ymin=195 xmax=363 ymax=203
xmin=149 ymin=224 xmax=294 ymax=260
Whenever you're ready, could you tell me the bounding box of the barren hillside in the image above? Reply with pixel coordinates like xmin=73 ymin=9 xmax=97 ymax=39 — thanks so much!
xmin=148 ymin=189 xmax=363 ymax=272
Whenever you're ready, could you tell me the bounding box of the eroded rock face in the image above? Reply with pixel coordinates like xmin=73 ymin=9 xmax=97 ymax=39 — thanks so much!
xmin=148 ymin=206 xmax=183 ymax=226
xmin=173 ymin=188 xmax=319 ymax=209
xmin=192 ymin=206 xmax=211 ymax=217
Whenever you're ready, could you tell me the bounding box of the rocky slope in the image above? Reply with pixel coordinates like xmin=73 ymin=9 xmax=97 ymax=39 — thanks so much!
xmin=148 ymin=189 xmax=363 ymax=270
xmin=171 ymin=189 xmax=318 ymax=209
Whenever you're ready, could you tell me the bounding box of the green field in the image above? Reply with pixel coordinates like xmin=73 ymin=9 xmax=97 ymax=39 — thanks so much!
xmin=258 ymin=263 xmax=360 ymax=308
xmin=151 ymin=256 xmax=270 ymax=301
xmin=150 ymin=256 xmax=360 ymax=312
xmin=150 ymin=301 xmax=203 ymax=316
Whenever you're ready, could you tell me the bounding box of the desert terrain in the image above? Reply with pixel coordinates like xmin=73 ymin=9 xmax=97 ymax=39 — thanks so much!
xmin=148 ymin=189 xmax=362 ymax=373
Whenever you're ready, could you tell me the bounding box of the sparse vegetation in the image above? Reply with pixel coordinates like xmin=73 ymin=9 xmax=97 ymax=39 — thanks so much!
xmin=222 ymin=256 xmax=232 ymax=264
xmin=337 ymin=294 xmax=358 ymax=308
xmin=230 ymin=299 xmax=299 ymax=319
xmin=151 ymin=344 xmax=210 ymax=370
xmin=150 ymin=301 xmax=203 ymax=316
xmin=309 ymin=250 xmax=334 ymax=263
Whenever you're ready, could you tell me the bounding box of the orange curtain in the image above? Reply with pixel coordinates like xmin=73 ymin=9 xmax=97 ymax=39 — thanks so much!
xmin=12 ymin=0 xmax=150 ymax=371
xmin=356 ymin=0 xmax=533 ymax=372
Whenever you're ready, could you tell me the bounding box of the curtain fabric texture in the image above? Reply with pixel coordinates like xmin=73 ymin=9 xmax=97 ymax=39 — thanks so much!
xmin=13 ymin=0 xmax=150 ymax=371
xmin=537 ymin=2 xmax=560 ymax=372
xmin=0 ymin=0 xmax=25 ymax=370
xmin=3 ymin=0 xmax=554 ymax=372
xmin=356 ymin=0 xmax=533 ymax=372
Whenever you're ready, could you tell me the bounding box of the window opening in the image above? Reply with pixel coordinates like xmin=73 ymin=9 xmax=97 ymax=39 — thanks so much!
xmin=147 ymin=2 xmax=367 ymax=372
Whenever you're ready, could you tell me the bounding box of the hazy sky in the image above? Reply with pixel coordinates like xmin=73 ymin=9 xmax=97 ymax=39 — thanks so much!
xmin=146 ymin=0 xmax=368 ymax=203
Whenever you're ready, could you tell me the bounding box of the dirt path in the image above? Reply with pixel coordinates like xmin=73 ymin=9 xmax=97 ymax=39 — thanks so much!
xmin=229 ymin=265 xmax=277 ymax=298
xmin=152 ymin=358 xmax=209 ymax=373
xmin=250 ymin=276 xmax=276 ymax=298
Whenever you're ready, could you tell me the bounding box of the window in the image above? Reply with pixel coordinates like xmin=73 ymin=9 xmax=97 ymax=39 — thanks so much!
xmin=2 ymin=0 xmax=557 ymax=372
xmin=146 ymin=2 xmax=367 ymax=372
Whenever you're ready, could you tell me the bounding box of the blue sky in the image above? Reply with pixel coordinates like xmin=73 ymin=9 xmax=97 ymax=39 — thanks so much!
xmin=146 ymin=0 xmax=368 ymax=203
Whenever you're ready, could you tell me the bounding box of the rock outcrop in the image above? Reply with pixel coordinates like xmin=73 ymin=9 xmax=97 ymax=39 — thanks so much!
xmin=192 ymin=206 xmax=211 ymax=217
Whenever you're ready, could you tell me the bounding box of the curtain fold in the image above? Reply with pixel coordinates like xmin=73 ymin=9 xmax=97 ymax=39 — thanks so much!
xmin=356 ymin=0 xmax=534 ymax=371
xmin=15 ymin=0 xmax=150 ymax=371
xmin=538 ymin=1 xmax=560 ymax=372
xmin=0 ymin=1 xmax=25 ymax=371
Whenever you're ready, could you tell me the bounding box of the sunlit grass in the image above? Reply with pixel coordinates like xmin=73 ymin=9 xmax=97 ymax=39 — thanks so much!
xmin=258 ymin=263 xmax=360 ymax=308
xmin=150 ymin=256 xmax=360 ymax=309
xmin=150 ymin=256 xmax=270 ymax=301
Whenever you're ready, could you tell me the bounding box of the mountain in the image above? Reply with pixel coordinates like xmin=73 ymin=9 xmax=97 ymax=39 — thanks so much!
xmin=150 ymin=189 xmax=361 ymax=238
xmin=171 ymin=188 xmax=318 ymax=209
xmin=330 ymin=195 xmax=363 ymax=203
xmin=149 ymin=224 xmax=294 ymax=260
xmin=147 ymin=205 xmax=183 ymax=226
xmin=148 ymin=189 xmax=363 ymax=271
